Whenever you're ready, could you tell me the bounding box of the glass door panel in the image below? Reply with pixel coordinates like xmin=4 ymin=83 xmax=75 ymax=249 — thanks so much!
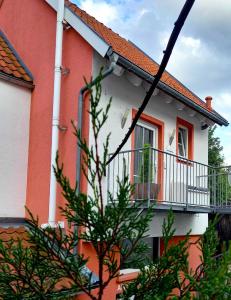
xmin=134 ymin=123 xmax=158 ymax=193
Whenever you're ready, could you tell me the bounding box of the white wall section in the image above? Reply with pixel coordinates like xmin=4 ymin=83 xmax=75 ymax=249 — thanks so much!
xmin=0 ymin=79 xmax=31 ymax=217
xmin=91 ymin=52 xmax=209 ymax=236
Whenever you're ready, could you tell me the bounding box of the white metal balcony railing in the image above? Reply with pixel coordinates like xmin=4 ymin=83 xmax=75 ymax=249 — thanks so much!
xmin=107 ymin=147 xmax=231 ymax=213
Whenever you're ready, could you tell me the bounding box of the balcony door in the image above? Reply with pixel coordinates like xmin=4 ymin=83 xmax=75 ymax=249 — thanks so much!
xmin=134 ymin=122 xmax=158 ymax=188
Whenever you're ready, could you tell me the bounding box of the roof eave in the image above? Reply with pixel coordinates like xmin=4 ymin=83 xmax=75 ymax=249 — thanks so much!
xmin=45 ymin=0 xmax=111 ymax=57
xmin=115 ymin=54 xmax=229 ymax=127
xmin=0 ymin=72 xmax=34 ymax=90
xmin=0 ymin=217 xmax=26 ymax=228
xmin=0 ymin=30 xmax=34 ymax=82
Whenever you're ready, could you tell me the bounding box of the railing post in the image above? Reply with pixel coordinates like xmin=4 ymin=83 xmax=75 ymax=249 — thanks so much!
xmin=214 ymin=168 xmax=217 ymax=210
xmin=147 ymin=147 xmax=151 ymax=207
xmin=107 ymin=155 xmax=110 ymax=204
xmin=186 ymin=163 xmax=189 ymax=210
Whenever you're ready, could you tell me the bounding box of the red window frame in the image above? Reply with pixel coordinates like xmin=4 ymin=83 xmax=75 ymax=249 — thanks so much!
xmin=131 ymin=109 xmax=165 ymax=200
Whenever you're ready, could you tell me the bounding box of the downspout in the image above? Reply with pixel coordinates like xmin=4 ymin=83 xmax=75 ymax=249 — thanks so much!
xmin=76 ymin=54 xmax=118 ymax=192
xmin=73 ymin=54 xmax=117 ymax=255
xmin=48 ymin=0 xmax=65 ymax=227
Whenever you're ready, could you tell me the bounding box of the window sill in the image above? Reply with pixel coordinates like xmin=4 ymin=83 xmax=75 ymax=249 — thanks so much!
xmin=117 ymin=269 xmax=139 ymax=283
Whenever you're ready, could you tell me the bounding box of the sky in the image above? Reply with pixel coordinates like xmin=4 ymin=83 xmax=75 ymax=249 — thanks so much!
xmin=74 ymin=0 xmax=231 ymax=164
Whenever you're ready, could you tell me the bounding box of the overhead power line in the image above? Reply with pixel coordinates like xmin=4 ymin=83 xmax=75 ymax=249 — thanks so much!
xmin=107 ymin=0 xmax=195 ymax=165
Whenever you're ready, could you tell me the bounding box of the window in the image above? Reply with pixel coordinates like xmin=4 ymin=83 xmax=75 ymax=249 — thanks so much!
xmin=120 ymin=237 xmax=159 ymax=269
xmin=176 ymin=117 xmax=194 ymax=161
xmin=142 ymin=237 xmax=159 ymax=263
xmin=134 ymin=123 xmax=157 ymax=183
xmin=178 ymin=127 xmax=188 ymax=158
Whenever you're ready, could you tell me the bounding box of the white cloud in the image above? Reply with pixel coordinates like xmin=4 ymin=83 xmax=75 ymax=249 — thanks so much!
xmin=79 ymin=0 xmax=118 ymax=25
xmin=75 ymin=0 xmax=231 ymax=163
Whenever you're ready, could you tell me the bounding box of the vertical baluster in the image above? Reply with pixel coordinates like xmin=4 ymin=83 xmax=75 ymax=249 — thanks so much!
xmin=112 ymin=157 xmax=115 ymax=199
xmin=198 ymin=164 xmax=201 ymax=206
xmin=107 ymin=156 xmax=110 ymax=203
xmin=183 ymin=160 xmax=185 ymax=205
xmin=192 ymin=162 xmax=195 ymax=206
xmin=196 ymin=163 xmax=198 ymax=206
xmin=169 ymin=154 xmax=171 ymax=204
xmin=142 ymin=148 xmax=144 ymax=201
xmin=226 ymin=168 xmax=228 ymax=208
xmin=219 ymin=169 xmax=221 ymax=207
xmin=147 ymin=147 xmax=151 ymax=207
xmin=171 ymin=157 xmax=176 ymax=203
xmin=165 ymin=152 xmax=167 ymax=203
xmin=117 ymin=154 xmax=120 ymax=195
xmin=128 ymin=151 xmax=130 ymax=184
xmin=176 ymin=157 xmax=178 ymax=204
xmin=186 ymin=159 xmax=188 ymax=210
xmin=203 ymin=165 xmax=205 ymax=206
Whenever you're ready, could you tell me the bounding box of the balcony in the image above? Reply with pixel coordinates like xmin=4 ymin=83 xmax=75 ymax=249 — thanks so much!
xmin=107 ymin=147 xmax=231 ymax=214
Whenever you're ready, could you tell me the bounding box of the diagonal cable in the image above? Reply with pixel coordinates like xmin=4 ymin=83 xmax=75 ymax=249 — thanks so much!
xmin=107 ymin=0 xmax=195 ymax=165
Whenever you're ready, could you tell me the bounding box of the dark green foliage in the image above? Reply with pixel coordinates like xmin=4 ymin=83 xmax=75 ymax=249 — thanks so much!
xmin=208 ymin=126 xmax=231 ymax=205
xmin=122 ymin=214 xmax=231 ymax=300
xmin=208 ymin=126 xmax=224 ymax=167
xmin=121 ymin=212 xmax=191 ymax=300
xmin=0 ymin=72 xmax=154 ymax=300
xmin=0 ymin=75 xmax=231 ymax=299
xmin=189 ymin=218 xmax=231 ymax=299
xmin=139 ymin=144 xmax=153 ymax=183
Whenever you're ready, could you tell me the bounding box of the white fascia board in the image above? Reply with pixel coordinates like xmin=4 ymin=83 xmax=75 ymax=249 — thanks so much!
xmin=45 ymin=0 xmax=110 ymax=57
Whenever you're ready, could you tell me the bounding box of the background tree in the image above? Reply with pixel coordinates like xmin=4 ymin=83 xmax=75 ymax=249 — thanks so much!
xmin=208 ymin=125 xmax=224 ymax=167
xmin=208 ymin=125 xmax=231 ymax=247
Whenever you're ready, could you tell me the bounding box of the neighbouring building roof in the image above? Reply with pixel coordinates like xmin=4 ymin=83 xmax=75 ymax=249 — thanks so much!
xmin=65 ymin=0 xmax=228 ymax=127
xmin=0 ymin=30 xmax=33 ymax=87
xmin=0 ymin=226 xmax=28 ymax=243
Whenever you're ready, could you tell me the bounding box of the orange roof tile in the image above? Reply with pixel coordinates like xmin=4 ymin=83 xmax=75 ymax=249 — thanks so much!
xmin=0 ymin=226 xmax=29 ymax=244
xmin=0 ymin=30 xmax=33 ymax=83
xmin=65 ymin=1 xmax=211 ymax=113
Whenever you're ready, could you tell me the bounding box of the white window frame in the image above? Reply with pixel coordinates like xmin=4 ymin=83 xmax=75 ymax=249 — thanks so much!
xmin=178 ymin=126 xmax=188 ymax=158
xmin=136 ymin=121 xmax=158 ymax=149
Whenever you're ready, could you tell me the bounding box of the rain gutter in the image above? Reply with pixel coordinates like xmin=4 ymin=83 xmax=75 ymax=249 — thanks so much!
xmin=115 ymin=54 xmax=229 ymax=127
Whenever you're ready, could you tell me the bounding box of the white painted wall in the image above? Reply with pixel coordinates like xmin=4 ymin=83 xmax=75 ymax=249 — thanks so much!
xmin=91 ymin=52 xmax=209 ymax=237
xmin=0 ymin=79 xmax=31 ymax=218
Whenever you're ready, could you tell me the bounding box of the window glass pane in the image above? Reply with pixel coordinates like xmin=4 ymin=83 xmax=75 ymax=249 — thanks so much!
xmin=134 ymin=124 xmax=154 ymax=182
xmin=143 ymin=127 xmax=153 ymax=146
xmin=178 ymin=143 xmax=184 ymax=157
xmin=182 ymin=129 xmax=187 ymax=155
xmin=120 ymin=237 xmax=159 ymax=270
xmin=178 ymin=130 xmax=182 ymax=144
xmin=135 ymin=125 xmax=143 ymax=149
xmin=178 ymin=127 xmax=188 ymax=158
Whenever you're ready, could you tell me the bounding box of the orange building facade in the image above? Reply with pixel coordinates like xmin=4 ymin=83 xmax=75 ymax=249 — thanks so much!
xmin=0 ymin=0 xmax=229 ymax=299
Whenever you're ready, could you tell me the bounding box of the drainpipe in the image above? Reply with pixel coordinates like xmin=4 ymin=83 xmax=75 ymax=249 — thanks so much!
xmin=74 ymin=55 xmax=117 ymax=254
xmin=48 ymin=0 xmax=65 ymax=227
xmin=76 ymin=54 xmax=117 ymax=192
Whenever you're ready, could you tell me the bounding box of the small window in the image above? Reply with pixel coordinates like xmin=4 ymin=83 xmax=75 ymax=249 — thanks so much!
xmin=178 ymin=127 xmax=188 ymax=158
xmin=176 ymin=117 xmax=194 ymax=161
xmin=120 ymin=237 xmax=159 ymax=269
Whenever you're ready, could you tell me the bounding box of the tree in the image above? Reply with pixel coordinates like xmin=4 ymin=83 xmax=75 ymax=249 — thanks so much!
xmin=208 ymin=125 xmax=231 ymax=205
xmin=0 ymin=73 xmax=154 ymax=300
xmin=0 ymin=75 xmax=230 ymax=299
xmin=208 ymin=125 xmax=224 ymax=167
xmin=122 ymin=214 xmax=231 ymax=300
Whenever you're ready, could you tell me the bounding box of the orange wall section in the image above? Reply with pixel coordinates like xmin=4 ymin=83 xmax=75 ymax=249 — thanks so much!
xmin=0 ymin=0 xmax=93 ymax=224
xmin=160 ymin=235 xmax=202 ymax=271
